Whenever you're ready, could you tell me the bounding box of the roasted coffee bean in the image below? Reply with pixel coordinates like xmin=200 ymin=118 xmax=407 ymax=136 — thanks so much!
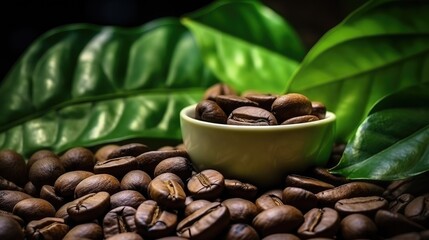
xmin=262 ymin=233 xmax=300 ymax=240
xmin=0 ymin=149 xmax=27 ymax=186
xmin=285 ymin=174 xmax=334 ymax=193
xmin=25 ymin=217 xmax=69 ymax=240
xmin=135 ymin=200 xmax=177 ymax=239
xmin=94 ymin=156 xmax=138 ymax=179
xmin=220 ymin=223 xmax=259 ymax=240
xmin=148 ymin=174 xmax=186 ymax=209
xmin=224 ymin=179 xmax=258 ymax=200
xmin=54 ymin=170 xmax=94 ymax=198
xmin=184 ymin=199 xmax=211 ymax=217
xmin=103 ymin=206 xmax=137 ymax=238
xmin=0 ymin=209 xmax=25 ymax=226
xmin=340 ymin=214 xmax=377 ymax=240
xmin=311 ymin=101 xmax=327 ymax=119
xmin=310 ymin=168 xmax=349 ymax=186
xmin=187 ymin=169 xmax=224 ymax=200
xmin=40 ymin=185 xmax=64 ymax=209
xmin=136 ymin=150 xmax=189 ymax=176
xmin=54 ymin=201 xmax=74 ymax=223
xmin=222 ymin=198 xmax=258 ymax=223
xmin=106 ymin=232 xmax=144 ymax=240
xmin=0 ymin=190 xmax=32 ymax=212
xmin=383 ymin=172 xmax=429 ymax=201
xmin=375 ymin=209 xmax=425 ymax=237
xmin=67 ymin=192 xmax=110 ymax=223
xmin=282 ymin=187 xmax=318 ymax=212
xmin=60 ymin=147 xmax=95 ymax=172
xmin=203 ymin=83 xmax=237 ymax=101
xmin=316 ymin=182 xmax=384 ymax=207
xmin=74 ymin=174 xmax=121 ymax=198
xmin=95 ymin=145 xmax=119 ymax=163
xmin=255 ymin=191 xmax=284 ymax=212
xmin=389 ymin=193 xmax=414 ymax=213
xmin=0 ymin=176 xmax=23 ymax=191
xmin=177 ymin=202 xmax=230 ymax=240
xmin=120 ymin=170 xmax=152 ymax=196
xmin=24 ymin=181 xmax=39 ymax=197
xmin=281 ymin=115 xmax=319 ymax=125
xmin=297 ymin=207 xmax=340 ymax=239
xmin=0 ymin=215 xmax=25 ymax=240
xmin=154 ymin=157 xmax=193 ymax=182
xmin=195 ymin=100 xmax=228 ymax=124
xmin=107 ymin=143 xmax=150 ymax=159
xmin=63 ymin=223 xmax=103 ymax=240
xmin=215 ymin=95 xmax=259 ymax=115
xmin=27 ymin=150 xmax=58 ymax=173
xmin=155 ymin=172 xmax=185 ymax=189
xmin=243 ymin=93 xmax=277 ymax=111
xmin=110 ymin=190 xmax=145 ymax=209
xmin=252 ymin=205 xmax=303 ymax=237
xmin=28 ymin=156 xmax=65 ymax=188
xmin=13 ymin=198 xmax=56 ymax=222
xmin=335 ymin=196 xmax=388 ymax=216
xmin=271 ymin=93 xmax=312 ymax=123
xmin=404 ymin=194 xmax=429 ymax=227
xmin=228 ymin=106 xmax=278 ymax=126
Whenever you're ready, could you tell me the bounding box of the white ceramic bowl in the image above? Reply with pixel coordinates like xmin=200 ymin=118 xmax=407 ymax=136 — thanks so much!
xmin=180 ymin=104 xmax=336 ymax=187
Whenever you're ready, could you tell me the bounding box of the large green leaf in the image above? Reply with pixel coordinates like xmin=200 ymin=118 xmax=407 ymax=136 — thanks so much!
xmin=287 ymin=0 xmax=429 ymax=142
xmin=182 ymin=0 xmax=304 ymax=94
xmin=0 ymin=18 xmax=218 ymax=157
xmin=330 ymin=83 xmax=429 ymax=180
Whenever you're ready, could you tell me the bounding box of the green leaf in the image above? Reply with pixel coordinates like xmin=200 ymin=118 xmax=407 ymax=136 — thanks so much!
xmin=287 ymin=0 xmax=429 ymax=142
xmin=330 ymin=83 xmax=429 ymax=180
xmin=182 ymin=0 xmax=304 ymax=94
xmin=0 ymin=18 xmax=218 ymax=157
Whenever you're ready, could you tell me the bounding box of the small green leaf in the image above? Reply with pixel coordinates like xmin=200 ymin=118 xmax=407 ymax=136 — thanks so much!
xmin=288 ymin=0 xmax=429 ymax=142
xmin=182 ymin=0 xmax=304 ymax=93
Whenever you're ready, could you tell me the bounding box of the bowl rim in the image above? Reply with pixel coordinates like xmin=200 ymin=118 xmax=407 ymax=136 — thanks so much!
xmin=180 ymin=104 xmax=336 ymax=131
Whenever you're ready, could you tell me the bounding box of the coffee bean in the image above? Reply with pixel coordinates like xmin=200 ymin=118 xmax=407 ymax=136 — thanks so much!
xmin=120 ymin=170 xmax=152 ymax=196
xmin=67 ymin=192 xmax=110 ymax=223
xmin=54 ymin=170 xmax=94 ymax=198
xmin=0 ymin=215 xmax=25 ymax=240
xmin=195 ymin=100 xmax=228 ymax=124
xmin=310 ymin=168 xmax=349 ymax=186
xmin=40 ymin=185 xmax=64 ymax=209
xmin=13 ymin=198 xmax=56 ymax=222
xmin=243 ymin=93 xmax=277 ymax=111
xmin=107 ymin=143 xmax=150 ymax=159
xmin=389 ymin=193 xmax=414 ymax=213
xmin=215 ymin=95 xmax=259 ymax=115
xmin=282 ymin=187 xmax=318 ymax=212
xmin=228 ymin=106 xmax=278 ymax=126
xmin=383 ymin=173 xmax=429 ymax=201
xmin=335 ymin=196 xmax=388 ymax=216
xmin=63 ymin=223 xmax=103 ymax=240
xmin=74 ymin=174 xmax=120 ymax=198
xmin=24 ymin=181 xmax=39 ymax=197
xmin=0 ymin=176 xmax=24 ymax=192
xmin=271 ymin=93 xmax=312 ymax=123
xmin=340 ymin=214 xmax=377 ymax=240
xmin=184 ymin=199 xmax=211 ymax=217
xmin=155 ymin=172 xmax=185 ymax=189
xmin=154 ymin=157 xmax=193 ymax=182
xmin=148 ymin=174 xmax=186 ymax=209
xmin=203 ymin=83 xmax=237 ymax=101
xmin=135 ymin=200 xmax=177 ymax=239
xmin=222 ymin=198 xmax=258 ymax=224
xmin=404 ymin=194 xmax=429 ymax=227
xmin=136 ymin=150 xmax=189 ymax=176
xmin=224 ymin=179 xmax=258 ymax=200
xmin=106 ymin=232 xmax=144 ymax=240
xmin=103 ymin=206 xmax=137 ymax=238
xmin=94 ymin=156 xmax=138 ymax=179
xmin=95 ymin=145 xmax=119 ymax=163
xmin=261 ymin=233 xmax=300 ymax=240
xmin=255 ymin=192 xmax=284 ymax=212
xmin=29 ymin=157 xmax=65 ymax=188
xmin=297 ymin=207 xmax=340 ymax=238
xmin=25 ymin=217 xmax=69 ymax=240
xmin=311 ymin=101 xmax=327 ymax=119
xmin=27 ymin=150 xmax=58 ymax=175
xmin=0 ymin=190 xmax=32 ymax=212
xmin=60 ymin=147 xmax=95 ymax=172
xmin=177 ymin=202 xmax=230 ymax=240
xmin=285 ymin=174 xmax=334 ymax=193
xmin=0 ymin=209 xmax=24 ymax=226
xmin=187 ymin=169 xmax=224 ymax=200
xmin=54 ymin=201 xmax=74 ymax=223
xmin=252 ymin=205 xmax=303 ymax=236
xmin=281 ymin=115 xmax=319 ymax=125
xmin=375 ymin=209 xmax=425 ymax=237
xmin=220 ymin=223 xmax=259 ymax=240
xmin=110 ymin=190 xmax=146 ymax=209
xmin=0 ymin=149 xmax=27 ymax=186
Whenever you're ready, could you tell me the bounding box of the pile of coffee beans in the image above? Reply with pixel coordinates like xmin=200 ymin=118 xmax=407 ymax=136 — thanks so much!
xmin=0 ymin=142 xmax=428 ymax=240
xmin=196 ymin=83 xmax=326 ymax=125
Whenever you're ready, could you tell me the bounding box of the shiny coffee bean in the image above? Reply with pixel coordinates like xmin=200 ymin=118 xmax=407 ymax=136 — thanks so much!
xmin=13 ymin=198 xmax=56 ymax=222
xmin=110 ymin=190 xmax=146 ymax=209
xmin=25 ymin=217 xmax=69 ymax=240
xmin=224 ymin=179 xmax=258 ymax=200
xmin=227 ymin=106 xmax=278 ymax=126
xmin=203 ymin=83 xmax=237 ymax=101
xmin=389 ymin=193 xmax=414 ymax=213
xmin=222 ymin=198 xmax=258 ymax=224
xmin=67 ymin=192 xmax=110 ymax=223
xmin=0 ymin=215 xmax=25 ymax=240
xmin=40 ymin=185 xmax=64 ymax=209
xmin=60 ymin=147 xmax=95 ymax=172
xmin=54 ymin=201 xmax=74 ymax=223
xmin=285 ymin=174 xmax=334 ymax=193
xmin=282 ymin=187 xmax=318 ymax=212
xmin=74 ymin=174 xmax=121 ymax=198
xmin=177 ymin=202 xmax=230 ymax=240
xmin=262 ymin=233 xmax=300 ymax=240
xmin=0 ymin=150 xmax=27 ymax=187
xmin=136 ymin=150 xmax=188 ymax=176
xmin=148 ymin=174 xmax=186 ymax=209
xmin=243 ymin=93 xmax=277 ymax=111
xmin=220 ymin=223 xmax=259 ymax=240
xmin=0 ymin=176 xmax=24 ymax=191
xmin=27 ymin=150 xmax=58 ymax=173
xmin=311 ymin=101 xmax=327 ymax=119
xmin=107 ymin=143 xmax=149 ymax=159
xmin=340 ymin=214 xmax=377 ymax=240
xmin=0 ymin=209 xmax=24 ymax=226
xmin=404 ymin=194 xmax=429 ymax=227
xmin=95 ymin=145 xmax=119 ymax=163
xmin=155 ymin=172 xmax=185 ymax=189
xmin=184 ymin=199 xmax=211 ymax=217
xmin=271 ymin=93 xmax=312 ymax=123
xmin=281 ymin=115 xmax=319 ymax=125
xmin=154 ymin=157 xmax=193 ymax=182
xmin=215 ymin=95 xmax=258 ymax=115
xmin=335 ymin=196 xmax=388 ymax=216
xmin=310 ymin=168 xmax=349 ymax=186
xmin=135 ymin=200 xmax=177 ymax=239
xmin=383 ymin=173 xmax=429 ymax=201
xmin=54 ymin=170 xmax=94 ymax=198
xmin=28 ymin=157 xmax=65 ymax=188
xmin=103 ymin=206 xmax=137 ymax=238
xmin=187 ymin=169 xmax=225 ymax=200
xmin=252 ymin=205 xmax=304 ymax=237
xmin=94 ymin=156 xmax=138 ymax=179
xmin=255 ymin=191 xmax=284 ymax=212
xmin=297 ymin=207 xmax=340 ymax=239
xmin=375 ymin=209 xmax=425 ymax=237
xmin=106 ymin=232 xmax=144 ymax=240
xmin=63 ymin=223 xmax=103 ymax=240
xmin=120 ymin=170 xmax=152 ymax=196
xmin=0 ymin=190 xmax=32 ymax=212
xmin=23 ymin=181 xmax=39 ymax=197
xmin=195 ymin=100 xmax=228 ymax=124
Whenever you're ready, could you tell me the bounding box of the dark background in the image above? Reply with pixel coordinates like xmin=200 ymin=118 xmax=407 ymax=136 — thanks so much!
xmin=0 ymin=0 xmax=364 ymax=81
